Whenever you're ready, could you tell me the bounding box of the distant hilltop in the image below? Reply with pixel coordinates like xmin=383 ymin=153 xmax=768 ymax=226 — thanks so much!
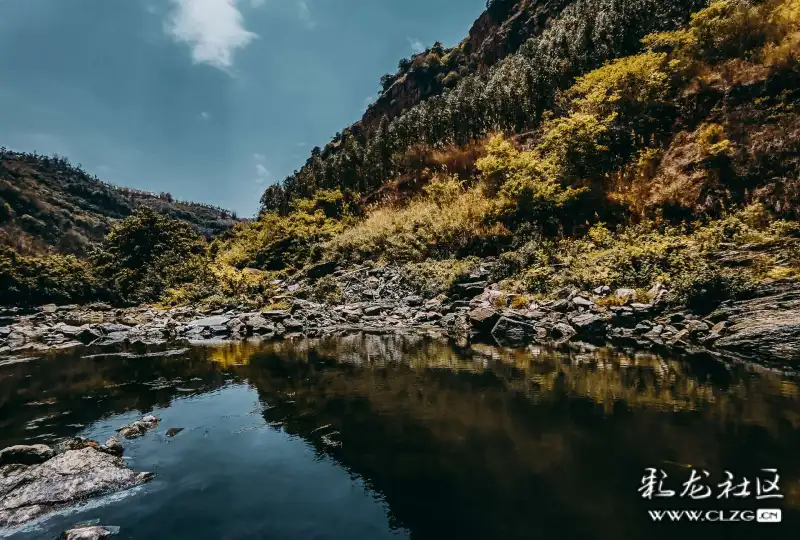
xmin=0 ymin=148 xmax=241 ymax=256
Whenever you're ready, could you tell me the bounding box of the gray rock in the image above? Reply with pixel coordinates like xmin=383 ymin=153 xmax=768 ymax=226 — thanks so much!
xmin=209 ymin=325 xmax=229 ymax=335
xmin=615 ymin=288 xmax=637 ymax=304
xmin=551 ymin=322 xmax=577 ymax=341
xmin=469 ymin=307 xmax=500 ymax=334
xmin=42 ymin=304 xmax=58 ymax=314
xmin=451 ymin=282 xmax=487 ymax=299
xmin=260 ymin=310 xmax=290 ymax=321
xmin=116 ymin=415 xmax=159 ymax=439
xmin=491 ymin=317 xmax=537 ymax=346
xmin=100 ymin=437 xmax=124 ymax=457
xmin=593 ymin=285 xmax=611 ymax=296
xmin=97 ymin=323 xmax=130 ymax=334
xmin=0 ymin=445 xmax=56 ymax=466
xmin=568 ymin=312 xmax=603 ymax=334
xmin=404 ymin=295 xmax=423 ymax=307
xmin=571 ymin=296 xmax=594 ymax=309
xmin=186 ymin=315 xmax=231 ymax=328
xmin=61 ymin=525 xmax=120 ymax=539
xmin=363 ymin=305 xmax=384 ymax=316
xmin=0 ymin=447 xmax=152 ymax=527
xmin=685 ymin=320 xmax=710 ymax=336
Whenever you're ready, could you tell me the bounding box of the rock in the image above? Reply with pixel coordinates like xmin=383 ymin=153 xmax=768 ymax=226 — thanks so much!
xmin=451 ymin=282 xmax=487 ymax=300
xmin=644 ymin=324 xmax=664 ymax=340
xmin=593 ymin=285 xmax=611 ymax=297
xmin=551 ymin=322 xmax=577 ymax=341
xmin=404 ymin=295 xmax=423 ymax=307
xmin=0 ymin=447 xmax=152 ymax=527
xmin=546 ymin=299 xmax=570 ymax=313
xmin=363 ymin=305 xmax=384 ymax=316
xmin=166 ymin=428 xmax=184 ymax=438
xmin=615 ymin=288 xmax=637 ymax=304
xmin=630 ymin=303 xmax=654 ymax=314
xmin=491 ymin=317 xmax=537 ymax=346
xmin=685 ymin=320 xmax=710 ymax=336
xmin=469 ymin=307 xmax=500 ymax=334
xmin=571 ymin=296 xmax=594 ymax=309
xmin=260 ymin=310 xmax=290 ymax=321
xmin=568 ymin=312 xmax=603 ymax=335
xmin=55 ymin=438 xmax=100 ymax=453
xmin=283 ymin=319 xmax=305 ymax=331
xmin=99 ymin=437 xmax=124 ymax=457
xmin=209 ymin=325 xmax=229 ymax=335
xmin=87 ymin=302 xmax=113 ymax=311
xmin=186 ymin=315 xmax=231 ymax=328
xmin=116 ymin=415 xmax=159 ymax=439
xmin=305 ymin=260 xmax=337 ymax=279
xmin=76 ymin=326 xmax=102 ymax=344
xmin=0 ymin=445 xmax=56 ymax=466
xmin=42 ymin=304 xmax=57 ymax=314
xmin=97 ymin=323 xmax=130 ymax=334
xmin=61 ymin=525 xmax=120 ymax=539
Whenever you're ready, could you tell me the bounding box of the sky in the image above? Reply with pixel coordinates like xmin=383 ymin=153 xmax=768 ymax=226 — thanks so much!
xmin=0 ymin=0 xmax=486 ymax=217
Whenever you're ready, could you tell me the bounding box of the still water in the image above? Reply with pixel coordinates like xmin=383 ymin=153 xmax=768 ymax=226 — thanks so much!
xmin=0 ymin=334 xmax=798 ymax=539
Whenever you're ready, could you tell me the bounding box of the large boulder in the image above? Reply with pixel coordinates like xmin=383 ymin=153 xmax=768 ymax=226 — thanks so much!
xmin=61 ymin=524 xmax=120 ymax=539
xmin=0 ymin=447 xmax=152 ymax=527
xmin=185 ymin=315 xmax=231 ymax=329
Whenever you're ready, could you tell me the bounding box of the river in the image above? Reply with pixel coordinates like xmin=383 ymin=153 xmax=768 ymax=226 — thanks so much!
xmin=0 ymin=334 xmax=797 ymax=539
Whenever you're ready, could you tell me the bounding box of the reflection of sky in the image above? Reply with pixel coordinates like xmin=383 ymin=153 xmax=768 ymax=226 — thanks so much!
xmin=9 ymin=383 xmax=408 ymax=540
xmin=0 ymin=0 xmax=486 ymax=216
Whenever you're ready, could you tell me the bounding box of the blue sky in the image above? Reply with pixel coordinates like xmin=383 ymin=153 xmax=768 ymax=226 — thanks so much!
xmin=0 ymin=0 xmax=485 ymax=216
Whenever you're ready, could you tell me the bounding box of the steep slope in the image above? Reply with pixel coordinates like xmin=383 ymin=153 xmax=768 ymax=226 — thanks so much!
xmin=0 ymin=149 xmax=239 ymax=256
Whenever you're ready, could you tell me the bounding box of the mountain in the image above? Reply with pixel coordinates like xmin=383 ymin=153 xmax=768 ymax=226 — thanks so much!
xmin=259 ymin=0 xmax=708 ymax=213
xmin=0 ymin=149 xmax=239 ymax=256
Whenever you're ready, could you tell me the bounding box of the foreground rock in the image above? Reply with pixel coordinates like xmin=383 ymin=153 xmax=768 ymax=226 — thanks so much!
xmin=0 ymin=446 xmax=152 ymax=527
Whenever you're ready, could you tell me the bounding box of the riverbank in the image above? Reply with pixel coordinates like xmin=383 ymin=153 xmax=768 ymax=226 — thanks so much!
xmin=2 ymin=263 xmax=798 ymax=364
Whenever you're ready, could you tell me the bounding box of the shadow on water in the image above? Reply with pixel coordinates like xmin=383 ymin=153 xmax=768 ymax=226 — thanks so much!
xmin=0 ymin=335 xmax=798 ymax=539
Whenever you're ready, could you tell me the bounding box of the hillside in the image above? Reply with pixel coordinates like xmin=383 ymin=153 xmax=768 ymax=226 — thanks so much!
xmin=0 ymin=149 xmax=239 ymax=256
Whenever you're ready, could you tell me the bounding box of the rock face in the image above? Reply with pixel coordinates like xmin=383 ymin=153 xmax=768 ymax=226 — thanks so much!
xmin=713 ymin=285 xmax=800 ymax=363
xmin=0 ymin=447 xmax=152 ymax=527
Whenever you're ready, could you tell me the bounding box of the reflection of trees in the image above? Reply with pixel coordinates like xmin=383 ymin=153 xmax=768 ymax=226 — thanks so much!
xmin=237 ymin=335 xmax=800 ymax=539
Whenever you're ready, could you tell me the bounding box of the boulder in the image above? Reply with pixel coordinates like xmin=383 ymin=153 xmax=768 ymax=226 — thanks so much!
xmin=305 ymin=260 xmax=337 ymax=279
xmin=469 ymin=307 xmax=500 ymax=334
xmin=491 ymin=317 xmax=537 ymax=346
xmin=568 ymin=312 xmax=604 ymax=335
xmin=551 ymin=322 xmax=577 ymax=342
xmin=0 ymin=447 xmax=152 ymax=527
xmin=260 ymin=310 xmax=290 ymax=321
xmin=0 ymin=445 xmax=56 ymax=466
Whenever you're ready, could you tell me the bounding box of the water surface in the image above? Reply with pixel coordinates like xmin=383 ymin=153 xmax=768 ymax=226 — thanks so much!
xmin=0 ymin=335 xmax=797 ymax=539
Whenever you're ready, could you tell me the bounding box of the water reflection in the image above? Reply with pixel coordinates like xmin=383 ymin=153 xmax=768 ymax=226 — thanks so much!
xmin=0 ymin=335 xmax=798 ymax=539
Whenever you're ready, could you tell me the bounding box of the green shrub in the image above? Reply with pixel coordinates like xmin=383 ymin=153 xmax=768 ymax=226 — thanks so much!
xmin=311 ymin=275 xmax=344 ymax=305
xmin=92 ymin=208 xmax=207 ymax=305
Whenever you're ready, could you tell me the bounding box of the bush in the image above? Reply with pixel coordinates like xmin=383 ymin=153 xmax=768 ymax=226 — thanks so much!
xmin=311 ymin=275 xmax=344 ymax=304
xmin=668 ymin=255 xmax=752 ymax=311
xmin=92 ymin=208 xmax=207 ymax=305
xmin=0 ymin=246 xmax=106 ymax=306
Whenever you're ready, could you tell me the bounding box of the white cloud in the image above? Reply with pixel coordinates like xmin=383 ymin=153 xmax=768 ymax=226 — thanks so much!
xmin=408 ymin=37 xmax=425 ymax=54
xmin=167 ymin=0 xmax=258 ymax=70
xmin=254 ymin=154 xmax=270 ymax=183
xmin=297 ymin=1 xmax=316 ymax=29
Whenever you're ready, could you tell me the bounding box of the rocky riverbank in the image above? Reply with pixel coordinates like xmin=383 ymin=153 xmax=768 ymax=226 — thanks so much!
xmin=1 ymin=264 xmax=798 ymax=364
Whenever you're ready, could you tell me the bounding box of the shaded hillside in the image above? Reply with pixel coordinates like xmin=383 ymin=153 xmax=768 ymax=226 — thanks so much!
xmin=0 ymin=149 xmax=239 ymax=256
